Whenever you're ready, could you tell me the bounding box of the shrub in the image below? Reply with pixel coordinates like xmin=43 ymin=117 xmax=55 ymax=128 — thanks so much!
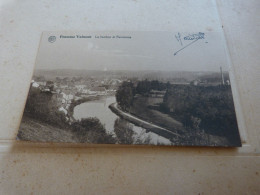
xmin=114 ymin=118 xmax=134 ymax=144
xmin=72 ymin=117 xmax=116 ymax=144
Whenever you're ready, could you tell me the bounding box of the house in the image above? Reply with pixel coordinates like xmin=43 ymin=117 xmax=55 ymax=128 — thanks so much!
xmin=31 ymin=80 xmax=40 ymax=88
xmin=43 ymin=88 xmax=50 ymax=92
xmin=75 ymin=85 xmax=86 ymax=91
xmin=82 ymin=89 xmax=90 ymax=94
xmin=149 ymin=90 xmax=166 ymax=98
xmin=191 ymin=80 xmax=200 ymax=86
xmin=74 ymin=96 xmax=81 ymax=101
xmin=89 ymin=87 xmax=107 ymax=95
xmin=108 ymin=79 xmax=122 ymax=86
xmin=61 ymin=92 xmax=74 ymax=101
xmin=58 ymin=107 xmax=68 ymax=115
xmin=226 ymin=80 xmax=230 ymax=85
xmin=37 ymin=81 xmax=46 ymax=86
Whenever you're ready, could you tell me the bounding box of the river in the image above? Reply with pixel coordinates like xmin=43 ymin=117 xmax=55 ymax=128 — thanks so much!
xmin=73 ymin=96 xmax=171 ymax=145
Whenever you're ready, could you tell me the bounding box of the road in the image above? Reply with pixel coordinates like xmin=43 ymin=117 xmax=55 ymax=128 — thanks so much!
xmin=109 ymin=102 xmax=181 ymax=138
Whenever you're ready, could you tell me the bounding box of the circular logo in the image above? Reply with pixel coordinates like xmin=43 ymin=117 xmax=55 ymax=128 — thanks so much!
xmin=48 ymin=36 xmax=56 ymax=43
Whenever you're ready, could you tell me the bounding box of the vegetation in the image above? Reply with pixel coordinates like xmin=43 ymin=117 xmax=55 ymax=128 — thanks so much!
xmin=115 ymin=81 xmax=135 ymax=111
xmin=71 ymin=117 xmax=116 ymax=143
xmin=19 ymin=86 xmax=116 ymax=143
xmin=24 ymin=87 xmax=68 ymax=128
xmin=20 ymin=76 xmax=241 ymax=146
xmin=114 ymin=118 xmax=134 ymax=144
xmin=116 ymin=80 xmax=168 ymax=111
xmin=160 ymin=84 xmax=241 ymax=146
xmin=115 ymin=79 xmax=241 ymax=146
xmin=136 ymin=80 xmax=168 ymax=95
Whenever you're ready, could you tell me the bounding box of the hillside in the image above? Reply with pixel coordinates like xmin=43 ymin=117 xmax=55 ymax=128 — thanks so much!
xmin=18 ymin=116 xmax=78 ymax=143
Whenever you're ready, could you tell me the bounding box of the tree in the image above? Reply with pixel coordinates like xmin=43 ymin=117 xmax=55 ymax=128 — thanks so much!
xmin=116 ymin=81 xmax=135 ymax=112
xmin=136 ymin=79 xmax=151 ymax=94
xmin=71 ymin=117 xmax=116 ymax=143
xmin=114 ymin=118 xmax=134 ymax=144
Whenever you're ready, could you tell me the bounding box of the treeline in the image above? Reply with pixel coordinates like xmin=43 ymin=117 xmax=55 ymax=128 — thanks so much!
xmin=136 ymin=80 xmax=168 ymax=94
xmin=24 ymin=87 xmax=67 ymax=128
xmin=160 ymin=85 xmax=241 ymax=146
xmin=116 ymin=80 xmax=241 ymax=146
xmin=115 ymin=82 xmax=135 ymax=112
xmin=116 ymin=80 xmax=168 ymax=111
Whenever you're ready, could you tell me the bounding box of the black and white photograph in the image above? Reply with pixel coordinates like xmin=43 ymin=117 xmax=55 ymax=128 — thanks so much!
xmin=17 ymin=31 xmax=242 ymax=146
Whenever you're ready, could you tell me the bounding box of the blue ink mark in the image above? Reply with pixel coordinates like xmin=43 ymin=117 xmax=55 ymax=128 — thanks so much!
xmin=184 ymin=32 xmax=205 ymax=40
xmin=174 ymin=32 xmax=206 ymax=56
xmin=175 ymin=32 xmax=182 ymax=46
xmin=174 ymin=38 xmax=200 ymax=56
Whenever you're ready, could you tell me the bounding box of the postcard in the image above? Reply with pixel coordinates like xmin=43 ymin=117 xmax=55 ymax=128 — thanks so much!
xmin=17 ymin=31 xmax=242 ymax=146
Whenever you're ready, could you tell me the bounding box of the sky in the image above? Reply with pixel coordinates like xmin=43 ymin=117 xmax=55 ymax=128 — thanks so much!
xmin=35 ymin=31 xmax=229 ymax=72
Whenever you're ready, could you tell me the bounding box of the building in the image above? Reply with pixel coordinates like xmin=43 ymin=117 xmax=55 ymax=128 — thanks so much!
xmin=149 ymin=90 xmax=166 ymax=98
xmin=191 ymin=80 xmax=200 ymax=86
xmin=58 ymin=107 xmax=68 ymax=115
xmin=31 ymin=80 xmax=40 ymax=88
xmin=89 ymin=86 xmax=107 ymax=95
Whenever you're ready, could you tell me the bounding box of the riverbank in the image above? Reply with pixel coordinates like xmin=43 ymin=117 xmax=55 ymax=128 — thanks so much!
xmin=68 ymin=95 xmax=102 ymax=122
xmin=109 ymin=103 xmax=181 ymax=140
xmin=129 ymin=95 xmax=184 ymax=133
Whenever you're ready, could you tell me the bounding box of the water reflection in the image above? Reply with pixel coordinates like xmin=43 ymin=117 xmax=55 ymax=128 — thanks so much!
xmin=114 ymin=118 xmax=171 ymax=145
xmin=73 ymin=96 xmax=171 ymax=145
xmin=73 ymin=96 xmax=117 ymax=133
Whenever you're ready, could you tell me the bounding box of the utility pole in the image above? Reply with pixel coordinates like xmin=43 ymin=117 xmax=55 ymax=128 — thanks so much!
xmin=220 ymin=67 xmax=225 ymax=85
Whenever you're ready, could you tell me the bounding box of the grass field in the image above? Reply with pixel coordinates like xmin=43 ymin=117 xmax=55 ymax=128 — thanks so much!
xmin=17 ymin=116 xmax=78 ymax=143
xmin=129 ymin=96 xmax=185 ymax=135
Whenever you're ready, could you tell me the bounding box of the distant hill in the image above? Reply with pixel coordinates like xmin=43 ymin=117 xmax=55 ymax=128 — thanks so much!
xmin=34 ymin=69 xmax=229 ymax=83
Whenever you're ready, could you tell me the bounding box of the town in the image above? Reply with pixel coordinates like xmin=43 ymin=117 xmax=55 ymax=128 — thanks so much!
xmin=30 ymin=75 xmax=123 ymax=121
